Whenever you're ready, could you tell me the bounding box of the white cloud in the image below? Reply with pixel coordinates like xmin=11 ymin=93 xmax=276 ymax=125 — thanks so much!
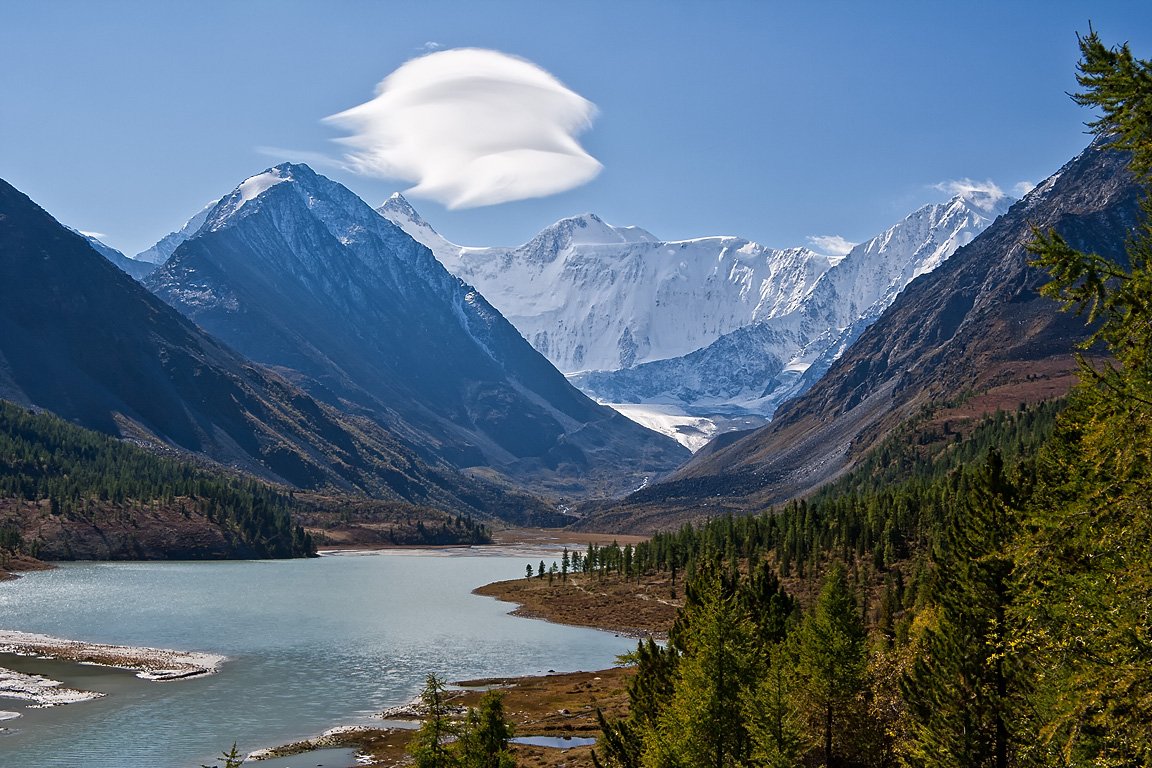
xmin=325 ymin=48 xmax=602 ymax=209
xmin=79 ymin=230 xmax=107 ymax=240
xmin=932 ymin=178 xmax=1007 ymax=211
xmin=421 ymin=41 xmax=442 ymax=52
xmin=1012 ymin=180 xmax=1036 ymax=197
xmin=807 ymin=234 xmax=856 ymax=258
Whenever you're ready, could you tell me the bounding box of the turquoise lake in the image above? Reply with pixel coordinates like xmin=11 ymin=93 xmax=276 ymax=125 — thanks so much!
xmin=0 ymin=548 xmax=634 ymax=767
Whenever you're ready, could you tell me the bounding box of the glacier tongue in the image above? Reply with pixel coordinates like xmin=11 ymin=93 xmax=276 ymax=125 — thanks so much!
xmin=379 ymin=190 xmax=1013 ymax=450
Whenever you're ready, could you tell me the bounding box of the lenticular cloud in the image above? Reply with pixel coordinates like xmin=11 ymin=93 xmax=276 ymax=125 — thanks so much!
xmin=326 ymin=48 xmax=602 ymax=208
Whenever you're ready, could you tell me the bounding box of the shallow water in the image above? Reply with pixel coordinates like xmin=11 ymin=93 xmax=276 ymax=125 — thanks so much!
xmin=513 ymin=734 xmax=598 ymax=748
xmin=0 ymin=548 xmax=633 ymax=767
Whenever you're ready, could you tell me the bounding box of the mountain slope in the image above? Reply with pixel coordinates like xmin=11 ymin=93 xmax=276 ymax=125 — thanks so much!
xmin=571 ymin=191 xmax=1013 ymax=419
xmin=581 ymin=140 xmax=1141 ymax=532
xmin=381 ymin=190 xmax=1009 ymax=451
xmin=379 ymin=195 xmax=833 ymax=374
xmin=0 ymin=175 xmax=541 ymax=518
xmin=146 ymin=165 xmax=687 ymax=499
xmin=67 ymin=228 xmax=156 ymax=280
xmin=133 ymin=201 xmax=215 ymax=264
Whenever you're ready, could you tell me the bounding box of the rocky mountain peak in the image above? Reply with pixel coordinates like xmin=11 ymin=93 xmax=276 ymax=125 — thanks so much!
xmin=377 ymin=192 xmax=427 ymax=227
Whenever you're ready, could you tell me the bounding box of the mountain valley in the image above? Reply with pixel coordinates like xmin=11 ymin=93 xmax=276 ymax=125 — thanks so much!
xmin=379 ymin=184 xmax=1012 ymax=449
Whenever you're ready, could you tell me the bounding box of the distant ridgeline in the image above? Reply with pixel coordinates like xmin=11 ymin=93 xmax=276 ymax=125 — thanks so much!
xmin=0 ymin=400 xmax=490 ymax=564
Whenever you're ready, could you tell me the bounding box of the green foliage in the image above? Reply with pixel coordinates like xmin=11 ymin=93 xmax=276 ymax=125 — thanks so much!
xmin=456 ymin=691 xmax=515 ymax=768
xmin=1074 ymin=29 xmax=1152 ymax=181
xmin=794 ymin=562 xmax=868 ymax=767
xmin=201 ymin=743 xmax=244 ymax=768
xmin=1016 ymin=29 xmax=1152 ymax=766
xmin=643 ymin=570 xmax=761 ymax=768
xmin=408 ymin=674 xmax=458 ymax=768
xmin=744 ymin=643 xmax=805 ymax=768
xmin=902 ymin=453 xmax=1033 ymax=768
xmin=0 ymin=400 xmax=314 ymax=558
xmin=407 ymin=676 xmax=516 ymax=768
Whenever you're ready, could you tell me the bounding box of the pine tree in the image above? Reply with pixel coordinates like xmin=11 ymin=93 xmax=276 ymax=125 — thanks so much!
xmin=795 ymin=562 xmax=867 ymax=767
xmin=745 ymin=643 xmax=805 ymax=768
xmin=901 ymin=452 xmax=1030 ymax=768
xmin=593 ymin=639 xmax=676 ymax=768
xmin=643 ymin=571 xmax=760 ymax=768
xmin=456 ymin=691 xmax=515 ymax=768
xmin=201 ymin=743 xmax=244 ymax=768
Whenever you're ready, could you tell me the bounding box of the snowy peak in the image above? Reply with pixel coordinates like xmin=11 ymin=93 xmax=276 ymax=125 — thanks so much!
xmin=205 ymin=163 xmax=308 ymax=229
xmin=376 ymin=192 xmax=451 ymax=254
xmin=528 ymin=213 xmax=657 ymax=251
xmin=378 ymin=192 xmax=427 ymax=228
xmin=135 ymin=200 xmax=216 ymax=265
xmin=145 ymin=163 xmax=688 ymax=497
xmin=952 ymin=182 xmax=1012 ymax=214
xmin=201 ymin=163 xmax=415 ymax=260
xmin=848 ymin=192 xmax=1014 ymax=282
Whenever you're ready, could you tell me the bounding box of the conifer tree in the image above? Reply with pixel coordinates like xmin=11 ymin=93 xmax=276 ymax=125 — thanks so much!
xmin=593 ymin=639 xmax=676 ymax=768
xmin=643 ymin=571 xmax=760 ymax=768
xmin=1021 ymin=29 xmax=1152 ymax=766
xmin=794 ymin=562 xmax=867 ymax=767
xmin=456 ymin=691 xmax=515 ymax=768
xmin=408 ymin=674 xmax=458 ymax=768
xmin=744 ymin=643 xmax=805 ymax=768
xmin=901 ymin=452 xmax=1030 ymax=768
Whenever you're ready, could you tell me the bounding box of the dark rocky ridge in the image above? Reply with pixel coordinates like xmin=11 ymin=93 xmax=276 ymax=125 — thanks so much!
xmin=580 ymin=140 xmax=1142 ymax=532
xmin=146 ymin=164 xmax=688 ymax=500
xmin=0 ymin=176 xmax=552 ymax=522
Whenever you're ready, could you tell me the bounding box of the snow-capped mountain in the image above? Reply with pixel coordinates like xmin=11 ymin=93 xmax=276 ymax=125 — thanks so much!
xmin=2 ymin=175 xmax=531 ymax=515
xmin=379 ymin=193 xmax=834 ymax=374
xmin=145 ymin=164 xmax=687 ymax=498
xmin=134 ymin=201 xmax=215 ymax=264
xmin=66 ymin=227 xmax=156 ymax=280
xmin=597 ymin=141 xmax=1138 ymax=532
xmin=380 ymin=190 xmax=1011 ymax=449
xmin=572 ymin=190 xmax=1014 ymax=421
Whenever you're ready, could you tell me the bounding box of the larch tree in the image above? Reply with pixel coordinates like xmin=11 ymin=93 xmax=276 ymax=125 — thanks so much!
xmin=1020 ymin=28 xmax=1152 ymax=767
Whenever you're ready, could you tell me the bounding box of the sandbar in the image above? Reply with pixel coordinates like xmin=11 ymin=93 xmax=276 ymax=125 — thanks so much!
xmin=0 ymin=629 xmax=225 ymax=708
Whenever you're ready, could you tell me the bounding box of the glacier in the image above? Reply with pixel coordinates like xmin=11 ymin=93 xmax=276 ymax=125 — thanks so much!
xmin=380 ymin=188 xmax=1012 ymax=450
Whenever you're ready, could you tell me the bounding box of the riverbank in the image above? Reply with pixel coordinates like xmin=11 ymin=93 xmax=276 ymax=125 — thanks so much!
xmin=254 ymin=562 xmax=677 ymax=766
xmin=2 ymin=535 xmax=661 ymax=765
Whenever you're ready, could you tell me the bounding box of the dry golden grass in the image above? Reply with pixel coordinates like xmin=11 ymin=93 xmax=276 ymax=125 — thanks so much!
xmin=474 ymin=571 xmax=680 ymax=639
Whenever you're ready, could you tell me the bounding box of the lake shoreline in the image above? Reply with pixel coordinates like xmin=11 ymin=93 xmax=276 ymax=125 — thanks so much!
xmin=0 ymin=534 xmax=654 ymax=767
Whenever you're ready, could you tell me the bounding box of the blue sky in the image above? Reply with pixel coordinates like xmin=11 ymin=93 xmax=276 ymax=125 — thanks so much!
xmin=3 ymin=1 xmax=1150 ymax=258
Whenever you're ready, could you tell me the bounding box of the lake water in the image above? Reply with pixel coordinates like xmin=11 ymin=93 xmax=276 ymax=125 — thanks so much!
xmin=0 ymin=548 xmax=635 ymax=767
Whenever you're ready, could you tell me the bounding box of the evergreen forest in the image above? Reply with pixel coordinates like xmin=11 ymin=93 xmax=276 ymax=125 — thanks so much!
xmin=588 ymin=32 xmax=1152 ymax=768
xmin=0 ymin=400 xmax=491 ymax=563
